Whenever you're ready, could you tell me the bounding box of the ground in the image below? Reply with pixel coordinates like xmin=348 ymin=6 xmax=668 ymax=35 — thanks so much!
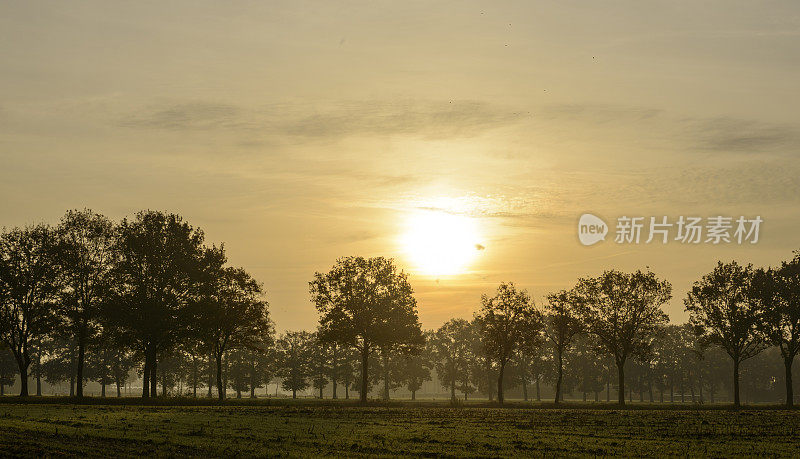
xmin=0 ymin=400 xmax=799 ymax=457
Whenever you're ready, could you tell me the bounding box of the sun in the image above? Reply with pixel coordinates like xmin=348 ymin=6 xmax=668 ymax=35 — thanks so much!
xmin=401 ymin=211 xmax=482 ymax=276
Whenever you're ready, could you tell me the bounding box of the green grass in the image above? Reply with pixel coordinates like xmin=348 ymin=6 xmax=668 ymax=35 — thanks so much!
xmin=0 ymin=401 xmax=799 ymax=457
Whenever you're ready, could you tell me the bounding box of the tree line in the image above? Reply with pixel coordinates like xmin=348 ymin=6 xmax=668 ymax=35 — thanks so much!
xmin=1 ymin=210 xmax=799 ymax=408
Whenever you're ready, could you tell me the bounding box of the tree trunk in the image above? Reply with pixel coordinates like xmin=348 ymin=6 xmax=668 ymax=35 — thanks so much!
xmin=207 ymin=352 xmax=214 ymax=398
xmin=617 ymin=360 xmax=625 ymax=406
xmin=555 ymin=351 xmax=563 ymax=404
xmin=497 ymin=361 xmax=506 ymax=405
xmin=15 ymin=357 xmax=29 ymax=397
xmin=216 ymin=352 xmax=225 ymax=400
xmin=116 ymin=381 xmax=121 ymax=397
xmin=70 ymin=374 xmax=75 ymax=397
xmin=382 ymin=351 xmax=390 ymax=401
xmin=101 ymin=383 xmax=106 ymax=397
xmin=332 ymin=378 xmax=337 ymax=399
xmin=451 ymin=380 xmax=456 ymax=401
xmin=522 ymin=374 xmax=528 ymax=401
xmin=76 ymin=339 xmax=85 ymax=398
xmin=733 ymin=359 xmax=741 ymax=408
xmin=785 ymin=356 xmax=794 ymax=408
xmin=360 ymin=346 xmax=369 ymax=404
xmin=150 ymin=348 xmax=158 ymax=397
xmin=536 ymin=375 xmax=541 ymax=401
xmin=411 ymin=389 xmax=416 ymax=400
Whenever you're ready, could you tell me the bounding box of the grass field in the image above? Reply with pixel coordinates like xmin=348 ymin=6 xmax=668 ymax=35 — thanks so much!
xmin=1 ymin=400 xmax=799 ymax=457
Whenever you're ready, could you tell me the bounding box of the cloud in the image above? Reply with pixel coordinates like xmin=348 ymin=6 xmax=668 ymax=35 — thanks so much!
xmin=118 ymin=99 xmax=529 ymax=140
xmin=119 ymin=102 xmax=242 ymax=130
xmin=691 ymin=117 xmax=800 ymax=153
xmin=539 ymin=103 xmax=800 ymax=155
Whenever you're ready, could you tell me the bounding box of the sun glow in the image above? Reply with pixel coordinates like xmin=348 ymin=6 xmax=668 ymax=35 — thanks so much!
xmin=401 ymin=211 xmax=482 ymax=276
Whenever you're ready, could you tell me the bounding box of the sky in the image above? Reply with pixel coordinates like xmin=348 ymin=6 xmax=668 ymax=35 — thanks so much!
xmin=1 ymin=1 xmax=799 ymax=331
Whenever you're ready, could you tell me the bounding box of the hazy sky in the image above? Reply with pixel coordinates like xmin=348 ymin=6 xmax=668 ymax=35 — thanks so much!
xmin=2 ymin=1 xmax=799 ymax=330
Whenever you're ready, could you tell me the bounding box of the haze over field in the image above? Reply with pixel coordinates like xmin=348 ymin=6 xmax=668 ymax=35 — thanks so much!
xmin=1 ymin=1 xmax=799 ymax=330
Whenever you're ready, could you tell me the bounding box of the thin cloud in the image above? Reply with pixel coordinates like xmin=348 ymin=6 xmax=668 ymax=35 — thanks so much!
xmin=118 ymin=99 xmax=529 ymax=140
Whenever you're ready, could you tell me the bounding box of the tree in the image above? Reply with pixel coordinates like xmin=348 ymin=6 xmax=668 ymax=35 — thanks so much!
xmin=761 ymin=254 xmax=800 ymax=407
xmin=0 ymin=345 xmax=17 ymax=395
xmin=54 ymin=209 xmax=116 ymax=398
xmin=474 ymin=282 xmax=543 ymax=404
xmin=309 ymin=333 xmax=329 ymax=398
xmin=277 ymin=331 xmax=312 ymax=398
xmin=431 ymin=319 xmax=473 ymax=400
xmin=398 ymin=352 xmax=431 ymax=400
xmin=310 ymin=256 xmax=424 ymax=403
xmin=192 ymin=249 xmax=272 ymax=400
xmin=574 ymin=269 xmax=671 ymax=406
xmin=0 ymin=225 xmax=60 ymax=396
xmin=544 ymin=289 xmax=583 ymax=404
xmin=112 ymin=210 xmax=205 ymax=398
xmin=686 ymin=261 xmax=768 ymax=407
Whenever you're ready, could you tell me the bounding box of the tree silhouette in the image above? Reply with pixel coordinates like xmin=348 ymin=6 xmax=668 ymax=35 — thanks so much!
xmin=431 ymin=319 xmax=473 ymax=400
xmin=277 ymin=331 xmax=312 ymax=398
xmin=192 ymin=249 xmax=272 ymax=400
xmin=54 ymin=209 xmax=115 ymax=398
xmin=112 ymin=211 xmax=205 ymax=398
xmin=0 ymin=225 xmax=60 ymax=396
xmin=760 ymin=254 xmax=800 ymax=407
xmin=686 ymin=261 xmax=768 ymax=408
xmin=474 ymin=282 xmax=543 ymax=405
xmin=0 ymin=345 xmax=17 ymax=396
xmin=544 ymin=289 xmax=583 ymax=404
xmin=574 ymin=270 xmax=670 ymax=406
xmin=310 ymin=256 xmax=423 ymax=403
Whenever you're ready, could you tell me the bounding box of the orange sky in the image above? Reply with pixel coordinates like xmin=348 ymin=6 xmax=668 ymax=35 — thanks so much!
xmin=1 ymin=1 xmax=799 ymax=330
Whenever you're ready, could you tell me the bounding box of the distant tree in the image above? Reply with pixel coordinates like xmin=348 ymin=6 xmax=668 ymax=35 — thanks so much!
xmin=574 ymin=269 xmax=671 ymax=406
xmin=369 ymin=348 xmax=405 ymax=400
xmin=760 ymin=254 xmax=800 ymax=407
xmin=431 ymin=319 xmax=473 ymax=400
xmin=85 ymin=339 xmax=114 ymax=397
xmin=474 ymin=282 xmax=543 ymax=404
xmin=0 ymin=224 xmax=60 ymax=396
xmin=41 ymin=329 xmax=78 ymax=395
xmin=113 ymin=211 xmax=205 ymax=398
xmin=54 ymin=209 xmax=115 ymax=398
xmin=326 ymin=341 xmax=348 ymax=399
xmin=568 ymin=334 xmax=606 ymax=402
xmin=243 ymin=344 xmax=275 ymax=398
xmin=309 ymin=333 xmax=329 ymax=398
xmin=513 ymin=315 xmax=545 ymax=402
xmin=310 ymin=256 xmax=424 ymax=403
xmin=337 ymin=347 xmax=359 ymax=399
xmin=467 ymin=318 xmax=497 ymax=401
xmin=0 ymin=345 xmax=17 ymax=395
xmin=543 ymin=289 xmax=583 ymax=404
xmin=227 ymin=347 xmax=251 ymax=398
xmin=685 ymin=261 xmax=768 ymax=407
xmin=398 ymin=351 xmax=431 ymax=400
xmin=277 ymin=331 xmax=312 ymax=398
